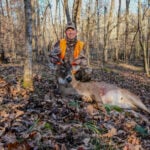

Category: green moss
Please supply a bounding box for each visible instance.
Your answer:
[22,80,33,89]
[103,67,111,73]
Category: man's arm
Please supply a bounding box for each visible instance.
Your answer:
[49,41,61,64]
[73,44,92,82]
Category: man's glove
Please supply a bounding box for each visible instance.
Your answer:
[49,62,56,70]
[74,69,91,82]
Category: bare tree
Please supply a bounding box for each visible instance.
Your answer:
[6,0,16,59]
[72,0,82,28]
[86,0,92,66]
[103,0,115,62]
[31,0,37,61]
[64,0,71,23]
[54,0,59,25]
[47,1,59,41]
[148,0,150,69]
[0,0,4,15]
[0,6,4,64]
[125,0,130,62]
[115,0,121,61]
[23,0,33,90]
[36,0,42,56]
[138,0,149,76]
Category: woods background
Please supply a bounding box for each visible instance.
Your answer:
[0,1,150,149]
[0,0,150,77]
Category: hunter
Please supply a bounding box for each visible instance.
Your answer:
[49,22,92,82]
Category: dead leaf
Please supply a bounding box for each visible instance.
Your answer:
[83,138,90,146]
[127,134,140,145]
[0,142,4,150]
[0,110,9,118]
[7,141,31,150]
[101,127,117,138]
[86,104,98,115]
[0,126,6,136]
[77,146,85,150]
[61,144,67,150]
[2,132,17,144]
[124,121,137,129]
[54,143,60,150]
[123,143,142,150]
[15,109,24,118]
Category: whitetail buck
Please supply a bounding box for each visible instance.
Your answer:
[56,62,150,114]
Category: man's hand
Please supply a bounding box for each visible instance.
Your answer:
[49,62,57,70]
[73,56,87,65]
[49,45,61,64]
[50,55,60,64]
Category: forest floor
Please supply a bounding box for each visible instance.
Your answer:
[0,61,149,150]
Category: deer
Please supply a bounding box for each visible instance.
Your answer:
[56,62,150,114]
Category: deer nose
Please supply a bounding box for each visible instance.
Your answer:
[66,76,72,83]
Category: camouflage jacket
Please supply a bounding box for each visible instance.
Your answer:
[49,39,92,82]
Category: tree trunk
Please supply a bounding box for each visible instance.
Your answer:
[138,0,150,77]
[147,0,150,69]
[104,0,115,62]
[125,0,130,62]
[23,0,33,90]
[0,0,4,51]
[72,0,82,28]
[31,0,37,61]
[115,0,121,61]
[36,0,41,58]
[0,0,4,15]
[64,0,71,23]
[6,0,16,60]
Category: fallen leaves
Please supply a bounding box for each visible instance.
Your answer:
[101,127,117,138]
[124,121,137,129]
[7,141,31,150]
[123,143,142,150]
[0,64,149,149]
[123,134,142,150]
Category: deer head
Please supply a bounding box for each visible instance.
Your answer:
[56,61,72,85]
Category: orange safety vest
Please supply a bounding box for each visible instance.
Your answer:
[59,39,84,61]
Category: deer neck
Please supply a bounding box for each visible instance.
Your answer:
[70,74,80,88]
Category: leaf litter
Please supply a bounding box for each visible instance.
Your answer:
[0,63,149,150]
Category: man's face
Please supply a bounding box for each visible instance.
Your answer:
[65,28,77,40]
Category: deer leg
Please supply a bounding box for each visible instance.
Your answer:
[81,95,93,102]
